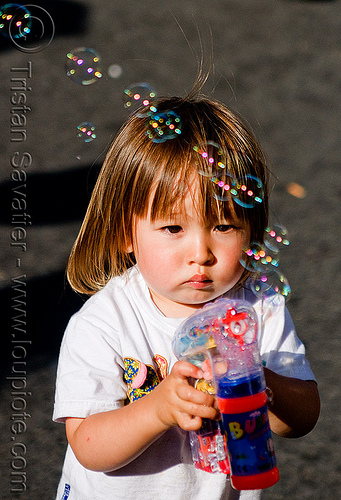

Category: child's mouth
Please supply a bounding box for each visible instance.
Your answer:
[185,274,213,289]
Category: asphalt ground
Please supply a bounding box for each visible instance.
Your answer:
[0,0,341,498]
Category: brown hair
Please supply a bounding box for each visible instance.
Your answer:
[67,95,269,294]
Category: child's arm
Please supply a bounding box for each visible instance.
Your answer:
[65,360,219,473]
[264,367,320,438]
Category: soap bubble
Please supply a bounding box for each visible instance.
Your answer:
[250,271,291,301]
[123,83,157,113]
[231,175,264,208]
[66,47,102,85]
[77,122,97,142]
[264,224,289,252]
[210,173,235,202]
[146,109,182,143]
[0,3,31,39]
[194,141,226,178]
[194,142,232,202]
[240,242,279,273]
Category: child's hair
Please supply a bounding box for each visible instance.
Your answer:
[67,94,269,295]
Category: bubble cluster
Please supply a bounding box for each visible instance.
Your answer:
[240,242,279,273]
[240,224,291,300]
[122,84,182,143]
[194,142,264,208]
[66,47,102,85]
[77,122,97,142]
[0,3,31,39]
[146,109,182,143]
[214,174,264,207]
[123,83,157,113]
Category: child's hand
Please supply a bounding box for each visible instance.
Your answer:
[151,360,219,432]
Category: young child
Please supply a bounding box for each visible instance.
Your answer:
[53,94,320,500]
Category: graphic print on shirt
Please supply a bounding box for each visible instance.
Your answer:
[60,483,70,499]
[123,355,168,402]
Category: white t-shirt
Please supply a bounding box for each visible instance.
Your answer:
[53,266,316,500]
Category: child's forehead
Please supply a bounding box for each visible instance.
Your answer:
[151,193,200,220]
[145,177,194,215]
[148,170,199,205]
[146,174,241,224]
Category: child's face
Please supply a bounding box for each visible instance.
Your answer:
[129,186,250,318]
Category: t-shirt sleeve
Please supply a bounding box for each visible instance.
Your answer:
[53,315,127,423]
[256,295,316,382]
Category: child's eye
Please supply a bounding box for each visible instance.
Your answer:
[215,224,234,233]
[162,225,183,234]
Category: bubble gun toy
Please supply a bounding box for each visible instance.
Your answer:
[172,298,279,490]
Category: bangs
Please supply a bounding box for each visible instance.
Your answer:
[143,145,245,226]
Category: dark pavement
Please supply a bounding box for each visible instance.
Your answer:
[1,0,341,498]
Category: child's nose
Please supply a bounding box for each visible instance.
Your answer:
[188,234,215,266]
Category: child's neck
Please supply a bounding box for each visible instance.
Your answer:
[149,288,208,319]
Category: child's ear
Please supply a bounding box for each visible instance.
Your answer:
[124,236,134,254]
[124,222,135,254]
[125,243,133,253]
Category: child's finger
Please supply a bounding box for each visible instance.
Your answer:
[178,384,215,407]
[171,360,204,381]
[177,402,218,430]
[177,413,203,432]
[186,401,219,420]
[201,358,213,381]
